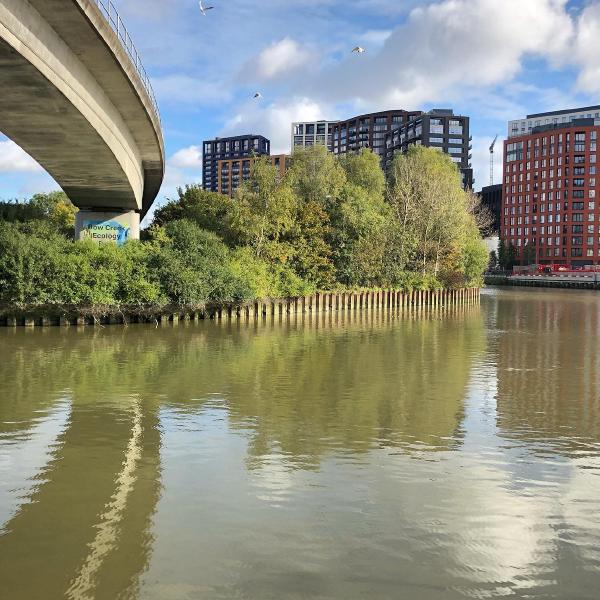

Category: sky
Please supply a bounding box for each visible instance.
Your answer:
[1,0,600,222]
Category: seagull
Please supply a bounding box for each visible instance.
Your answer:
[352,46,366,54]
[199,1,214,15]
[253,92,262,99]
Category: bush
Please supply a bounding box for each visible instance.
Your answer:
[0,223,162,306]
[230,247,314,299]
[147,220,251,305]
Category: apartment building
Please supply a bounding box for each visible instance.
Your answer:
[508,105,600,139]
[216,154,290,197]
[202,135,270,192]
[502,115,600,266]
[291,121,337,153]
[383,109,473,189]
[330,110,422,159]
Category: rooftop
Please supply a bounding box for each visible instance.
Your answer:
[525,105,600,119]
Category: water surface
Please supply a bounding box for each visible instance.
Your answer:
[1,288,599,599]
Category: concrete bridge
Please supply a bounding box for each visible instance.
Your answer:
[0,0,165,239]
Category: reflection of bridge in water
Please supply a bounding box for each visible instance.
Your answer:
[0,395,161,599]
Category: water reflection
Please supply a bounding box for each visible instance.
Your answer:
[489,288,600,456]
[0,297,599,599]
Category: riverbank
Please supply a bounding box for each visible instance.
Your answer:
[485,273,600,289]
[0,288,480,327]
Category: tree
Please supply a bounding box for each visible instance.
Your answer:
[337,150,385,198]
[151,186,236,244]
[498,238,507,270]
[229,158,297,261]
[329,150,391,286]
[522,243,536,266]
[498,238,518,271]
[30,191,78,234]
[284,147,347,288]
[287,145,346,207]
[386,146,487,285]
[0,191,77,235]
[149,219,249,305]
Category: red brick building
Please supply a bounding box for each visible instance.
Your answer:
[503,118,600,266]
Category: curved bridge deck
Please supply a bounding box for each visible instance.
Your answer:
[0,0,164,216]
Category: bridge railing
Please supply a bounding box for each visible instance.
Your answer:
[91,0,160,121]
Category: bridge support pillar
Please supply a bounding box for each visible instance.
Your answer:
[75,210,140,245]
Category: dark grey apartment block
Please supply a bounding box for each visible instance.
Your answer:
[384,109,473,189]
[331,110,423,159]
[202,135,270,192]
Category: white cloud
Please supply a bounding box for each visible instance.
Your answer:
[168,145,203,169]
[311,0,574,108]
[244,38,316,82]
[358,29,393,47]
[0,139,44,173]
[572,3,600,94]
[220,97,332,154]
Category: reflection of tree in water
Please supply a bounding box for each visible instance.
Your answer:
[219,312,485,468]
[491,290,600,456]
[0,310,483,598]
[1,308,484,463]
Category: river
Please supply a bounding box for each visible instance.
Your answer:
[0,287,599,599]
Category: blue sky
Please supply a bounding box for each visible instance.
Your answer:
[1,0,599,220]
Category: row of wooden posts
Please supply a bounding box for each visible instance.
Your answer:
[0,288,481,327]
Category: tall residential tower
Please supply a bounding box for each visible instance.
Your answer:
[202,134,270,192]
[330,110,422,159]
[383,109,473,190]
[502,107,600,266]
[291,121,338,153]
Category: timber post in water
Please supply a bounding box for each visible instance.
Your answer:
[0,288,481,328]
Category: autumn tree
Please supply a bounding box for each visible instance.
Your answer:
[387,147,487,286]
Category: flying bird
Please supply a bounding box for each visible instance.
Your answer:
[352,46,365,54]
[254,92,263,99]
[199,1,214,15]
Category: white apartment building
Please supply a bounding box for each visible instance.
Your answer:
[508,105,600,138]
[291,120,338,153]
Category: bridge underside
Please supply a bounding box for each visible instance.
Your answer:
[0,38,137,210]
[0,0,165,221]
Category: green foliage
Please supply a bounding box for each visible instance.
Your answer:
[457,226,489,286]
[0,191,77,236]
[387,147,487,285]
[498,238,518,270]
[329,172,391,287]
[287,145,346,206]
[0,222,161,307]
[148,220,250,305]
[230,247,314,299]
[230,158,297,260]
[522,243,536,266]
[0,146,488,310]
[337,150,386,198]
[152,185,236,244]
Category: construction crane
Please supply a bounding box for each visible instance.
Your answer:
[489,135,498,186]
